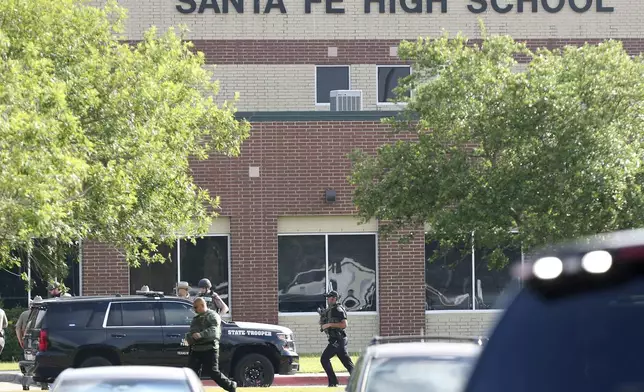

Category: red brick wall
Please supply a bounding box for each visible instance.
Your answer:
[82,240,129,296]
[81,119,426,335]
[124,38,644,64]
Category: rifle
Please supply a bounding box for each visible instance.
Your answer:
[317,306,330,335]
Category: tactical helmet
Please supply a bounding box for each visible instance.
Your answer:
[197,278,212,289]
[46,281,60,291]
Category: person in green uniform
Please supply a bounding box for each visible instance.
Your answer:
[16,296,42,348]
[186,297,237,392]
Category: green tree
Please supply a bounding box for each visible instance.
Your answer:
[349,28,644,267]
[0,0,250,277]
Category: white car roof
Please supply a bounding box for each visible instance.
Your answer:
[368,342,482,358]
[57,366,191,380]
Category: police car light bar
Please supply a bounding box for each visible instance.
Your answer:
[513,249,615,281]
[135,290,165,297]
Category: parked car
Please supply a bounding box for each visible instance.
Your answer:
[19,291,298,389]
[463,228,644,392]
[50,366,203,392]
[345,335,483,392]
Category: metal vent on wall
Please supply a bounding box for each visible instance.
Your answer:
[330,90,363,111]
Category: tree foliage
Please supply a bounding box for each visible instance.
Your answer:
[349,26,644,267]
[0,0,250,281]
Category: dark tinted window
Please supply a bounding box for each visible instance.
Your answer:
[46,302,97,329]
[162,302,195,326]
[425,241,473,310]
[278,235,326,312]
[179,236,229,306]
[465,276,644,392]
[316,66,349,104]
[129,243,177,295]
[377,66,410,103]
[328,235,377,312]
[107,302,157,327]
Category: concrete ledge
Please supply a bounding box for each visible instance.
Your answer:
[235,110,414,122]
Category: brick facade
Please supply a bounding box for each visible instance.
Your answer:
[78,0,644,352]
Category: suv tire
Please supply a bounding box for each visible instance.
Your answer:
[233,353,275,387]
[80,356,113,367]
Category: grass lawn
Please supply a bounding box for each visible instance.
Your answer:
[0,354,361,374]
[298,354,360,373]
[0,362,18,371]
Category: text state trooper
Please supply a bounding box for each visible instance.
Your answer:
[319,290,354,387]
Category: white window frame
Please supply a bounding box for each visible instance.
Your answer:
[277,232,379,316]
[128,234,233,313]
[314,65,351,106]
[376,64,412,105]
[424,232,523,314]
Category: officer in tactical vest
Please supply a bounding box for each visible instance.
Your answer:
[319,290,354,387]
[186,297,237,392]
[197,278,229,315]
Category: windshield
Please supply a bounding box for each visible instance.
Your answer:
[465,275,644,392]
[54,379,192,392]
[364,356,474,392]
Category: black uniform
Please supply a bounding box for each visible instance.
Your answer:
[320,294,354,387]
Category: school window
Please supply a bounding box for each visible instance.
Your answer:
[424,234,522,311]
[377,65,411,104]
[277,234,377,313]
[129,235,230,307]
[315,65,350,104]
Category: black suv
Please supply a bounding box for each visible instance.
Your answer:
[464,228,644,392]
[19,292,298,389]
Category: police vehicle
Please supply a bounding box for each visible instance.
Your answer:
[464,228,644,392]
[19,291,298,390]
[345,335,483,392]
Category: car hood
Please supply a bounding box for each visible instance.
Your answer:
[233,321,293,335]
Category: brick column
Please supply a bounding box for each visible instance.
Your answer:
[378,229,426,336]
[81,241,129,296]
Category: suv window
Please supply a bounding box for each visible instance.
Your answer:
[465,275,644,392]
[46,302,99,329]
[162,302,194,326]
[106,302,158,327]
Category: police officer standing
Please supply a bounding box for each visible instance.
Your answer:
[47,282,63,298]
[197,278,229,315]
[186,297,237,392]
[177,281,193,301]
[16,296,42,348]
[320,291,354,387]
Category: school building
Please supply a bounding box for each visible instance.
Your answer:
[25,0,642,353]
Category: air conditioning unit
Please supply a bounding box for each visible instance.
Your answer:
[330,90,362,111]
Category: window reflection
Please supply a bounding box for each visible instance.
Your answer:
[278,235,326,313]
[328,235,377,312]
[425,241,473,310]
[179,236,229,305]
[278,234,377,313]
[474,245,520,310]
[129,243,177,295]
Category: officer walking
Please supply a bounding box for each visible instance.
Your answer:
[319,290,354,387]
[197,278,229,315]
[177,281,193,301]
[186,297,237,392]
[16,296,42,349]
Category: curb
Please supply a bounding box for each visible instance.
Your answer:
[203,373,350,387]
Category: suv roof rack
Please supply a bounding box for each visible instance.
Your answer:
[369,335,488,346]
[135,290,165,297]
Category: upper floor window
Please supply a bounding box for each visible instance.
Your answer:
[316,65,350,105]
[377,65,411,104]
